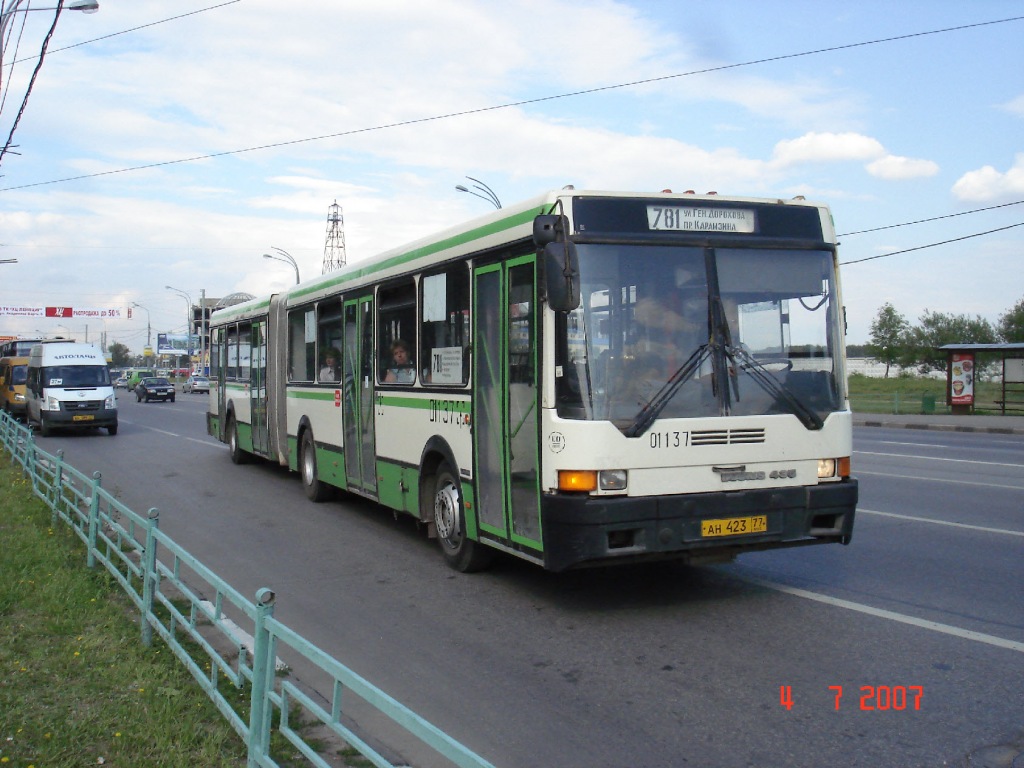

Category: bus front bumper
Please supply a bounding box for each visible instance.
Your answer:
[541,479,858,572]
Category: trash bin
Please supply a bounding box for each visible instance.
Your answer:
[921,394,936,414]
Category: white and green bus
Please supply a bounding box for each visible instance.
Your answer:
[208,189,857,572]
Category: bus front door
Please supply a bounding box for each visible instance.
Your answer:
[473,257,542,554]
[342,296,377,495]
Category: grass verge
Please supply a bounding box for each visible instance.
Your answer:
[0,460,248,768]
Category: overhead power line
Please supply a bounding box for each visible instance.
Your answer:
[2,15,1022,192]
[838,200,1024,237]
[1,0,242,69]
[840,222,1024,266]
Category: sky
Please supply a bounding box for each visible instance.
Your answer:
[0,0,1021,351]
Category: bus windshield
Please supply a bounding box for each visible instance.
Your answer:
[555,243,844,431]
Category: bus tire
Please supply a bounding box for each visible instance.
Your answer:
[300,429,332,502]
[228,417,249,465]
[107,423,118,436]
[432,462,493,572]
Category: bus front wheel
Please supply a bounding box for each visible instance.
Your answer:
[300,429,332,502]
[432,462,493,572]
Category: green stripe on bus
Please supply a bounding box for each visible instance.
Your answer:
[287,390,338,402]
[377,395,471,412]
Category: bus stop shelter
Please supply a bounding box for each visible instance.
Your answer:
[939,343,1024,415]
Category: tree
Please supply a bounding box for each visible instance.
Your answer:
[866,302,909,377]
[903,310,997,373]
[997,297,1024,343]
[108,342,132,368]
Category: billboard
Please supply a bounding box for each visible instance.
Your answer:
[157,333,195,357]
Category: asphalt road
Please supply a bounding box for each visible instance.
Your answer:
[33,394,1024,768]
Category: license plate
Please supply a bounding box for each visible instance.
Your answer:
[72,414,95,422]
[701,515,767,538]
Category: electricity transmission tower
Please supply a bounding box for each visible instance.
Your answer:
[322,200,347,273]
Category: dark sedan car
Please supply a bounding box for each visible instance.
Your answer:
[136,377,176,403]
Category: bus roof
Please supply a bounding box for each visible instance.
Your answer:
[210,189,831,325]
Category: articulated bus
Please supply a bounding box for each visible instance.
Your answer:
[208,189,857,572]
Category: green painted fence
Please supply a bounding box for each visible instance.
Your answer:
[0,411,493,768]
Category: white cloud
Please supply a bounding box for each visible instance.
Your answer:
[866,155,939,180]
[951,153,1024,202]
[1000,94,1024,118]
[770,132,884,167]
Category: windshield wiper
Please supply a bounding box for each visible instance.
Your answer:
[725,345,824,430]
[623,344,709,438]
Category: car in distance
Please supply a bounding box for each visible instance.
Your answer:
[114,376,128,389]
[136,377,176,403]
[183,375,210,394]
[125,369,156,391]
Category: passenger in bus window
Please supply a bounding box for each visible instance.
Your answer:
[385,339,415,383]
[319,349,341,382]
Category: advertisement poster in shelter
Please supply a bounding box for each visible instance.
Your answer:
[950,352,974,405]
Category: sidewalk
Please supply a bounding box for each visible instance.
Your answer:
[853,411,1024,435]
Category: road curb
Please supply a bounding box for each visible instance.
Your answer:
[854,419,1024,436]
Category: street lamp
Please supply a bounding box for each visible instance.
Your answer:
[131,302,151,362]
[1,1,99,164]
[1,0,98,35]
[165,285,194,375]
[262,247,300,284]
[455,176,501,209]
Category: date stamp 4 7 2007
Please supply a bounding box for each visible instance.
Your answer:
[779,685,923,711]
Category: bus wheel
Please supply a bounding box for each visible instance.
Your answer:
[300,429,332,502]
[432,462,493,572]
[228,418,249,465]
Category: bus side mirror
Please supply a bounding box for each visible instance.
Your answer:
[544,241,580,312]
[533,214,565,247]
[535,214,580,312]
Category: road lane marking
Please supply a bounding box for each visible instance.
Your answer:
[856,450,1024,469]
[877,440,951,448]
[857,507,1024,537]
[753,579,1024,654]
[854,469,1024,492]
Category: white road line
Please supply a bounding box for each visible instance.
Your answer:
[854,468,1024,492]
[856,450,1024,469]
[753,579,1024,654]
[878,440,948,448]
[858,507,1024,537]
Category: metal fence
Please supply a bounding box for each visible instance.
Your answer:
[0,411,493,768]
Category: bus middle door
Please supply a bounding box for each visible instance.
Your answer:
[342,295,377,495]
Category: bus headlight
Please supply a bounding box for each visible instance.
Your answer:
[104,394,116,409]
[45,396,60,411]
[817,457,851,479]
[599,469,628,491]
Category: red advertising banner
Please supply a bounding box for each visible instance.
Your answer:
[950,352,974,405]
[0,306,126,318]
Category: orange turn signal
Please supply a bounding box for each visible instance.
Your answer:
[558,470,597,492]
[838,456,851,478]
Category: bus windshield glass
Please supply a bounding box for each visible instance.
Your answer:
[555,243,843,430]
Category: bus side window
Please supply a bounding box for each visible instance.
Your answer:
[420,265,469,386]
[288,307,316,382]
[378,278,417,385]
[226,325,239,379]
[238,325,252,381]
[316,299,343,383]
